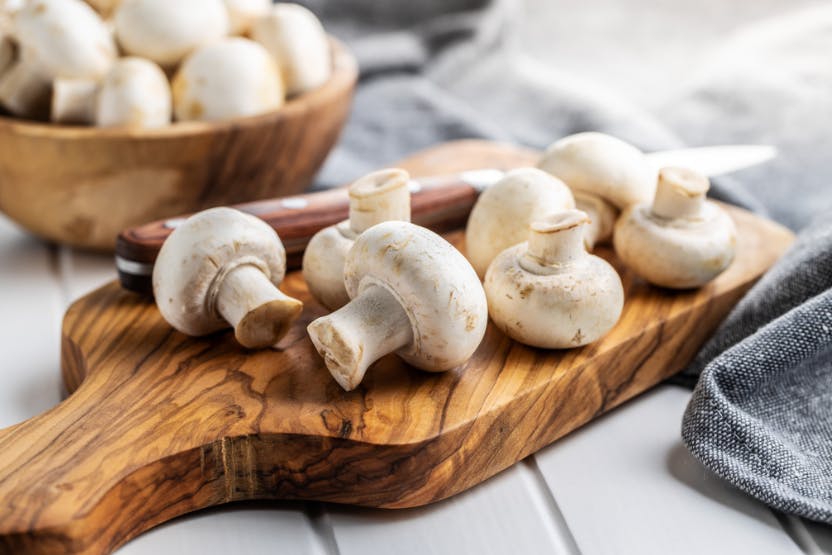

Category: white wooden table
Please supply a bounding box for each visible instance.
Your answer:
[1,213,829,555]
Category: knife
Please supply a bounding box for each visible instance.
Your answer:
[115,144,776,293]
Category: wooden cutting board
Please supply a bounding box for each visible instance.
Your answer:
[0,141,794,555]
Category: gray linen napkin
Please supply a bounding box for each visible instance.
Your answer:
[303,0,832,522]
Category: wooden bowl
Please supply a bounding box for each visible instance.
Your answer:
[0,39,357,251]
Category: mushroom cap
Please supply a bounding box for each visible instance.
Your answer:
[301,222,354,311]
[613,201,736,289]
[484,225,624,349]
[15,0,115,79]
[152,207,287,337]
[344,221,487,372]
[465,167,575,278]
[251,2,331,96]
[537,132,657,210]
[114,0,229,67]
[96,57,171,128]
[172,37,284,122]
[224,0,271,35]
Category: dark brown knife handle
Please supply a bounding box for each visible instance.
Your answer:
[116,174,481,294]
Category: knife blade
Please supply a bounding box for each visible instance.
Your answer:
[116,144,776,293]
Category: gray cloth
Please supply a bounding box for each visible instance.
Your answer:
[305,0,832,522]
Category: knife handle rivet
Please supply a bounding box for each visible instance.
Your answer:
[164,218,187,230]
[281,198,308,209]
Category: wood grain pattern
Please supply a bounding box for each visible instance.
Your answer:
[0,39,357,252]
[0,142,793,554]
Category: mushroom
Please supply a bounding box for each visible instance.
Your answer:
[613,167,736,289]
[465,167,575,278]
[224,0,271,35]
[0,0,115,118]
[153,207,303,349]
[537,132,657,248]
[84,0,120,17]
[302,168,411,311]
[114,0,229,68]
[484,210,624,348]
[96,57,171,127]
[251,3,331,97]
[51,78,98,124]
[307,221,488,391]
[172,37,284,122]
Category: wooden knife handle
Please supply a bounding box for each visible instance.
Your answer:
[115,174,483,294]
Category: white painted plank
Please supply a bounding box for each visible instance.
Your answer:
[797,519,832,554]
[534,385,800,555]
[327,461,577,555]
[116,502,332,555]
[57,247,117,305]
[0,216,65,426]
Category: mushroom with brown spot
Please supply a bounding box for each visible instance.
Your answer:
[302,168,411,310]
[484,209,624,348]
[537,132,657,248]
[465,167,575,279]
[152,207,303,349]
[251,3,331,97]
[172,37,284,122]
[307,221,488,391]
[613,167,736,289]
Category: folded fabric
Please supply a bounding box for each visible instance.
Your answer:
[303,0,832,522]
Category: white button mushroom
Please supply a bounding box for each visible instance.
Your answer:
[224,0,271,35]
[484,210,624,349]
[251,3,331,97]
[307,221,488,391]
[0,0,115,118]
[465,167,575,279]
[537,132,657,249]
[172,37,284,122]
[153,207,303,349]
[114,0,229,68]
[302,168,411,311]
[95,57,171,128]
[51,78,98,124]
[613,167,736,289]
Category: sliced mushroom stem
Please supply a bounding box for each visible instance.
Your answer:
[307,283,413,391]
[348,168,411,234]
[651,167,708,220]
[0,61,51,118]
[51,78,99,124]
[573,191,617,249]
[523,210,590,269]
[215,264,303,349]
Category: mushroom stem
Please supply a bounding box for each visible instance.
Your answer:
[523,210,590,269]
[573,192,617,249]
[307,283,414,391]
[214,264,303,349]
[651,167,708,220]
[0,61,51,118]
[348,168,411,234]
[51,78,99,124]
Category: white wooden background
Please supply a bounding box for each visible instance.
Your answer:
[0,213,829,554]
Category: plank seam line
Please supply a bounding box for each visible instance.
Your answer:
[523,457,582,555]
[306,503,342,555]
[775,512,824,554]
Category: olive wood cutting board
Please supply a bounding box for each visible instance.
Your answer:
[0,141,794,554]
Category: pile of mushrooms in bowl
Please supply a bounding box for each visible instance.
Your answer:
[0,0,357,250]
[151,132,737,392]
